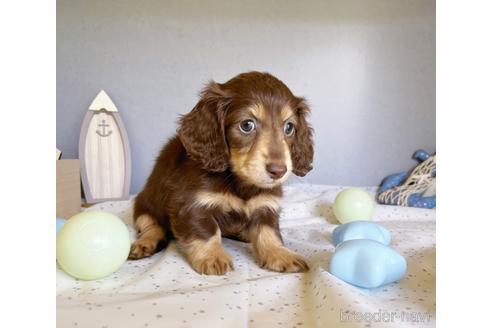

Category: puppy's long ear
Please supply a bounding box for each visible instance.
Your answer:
[178,81,231,172]
[291,98,314,176]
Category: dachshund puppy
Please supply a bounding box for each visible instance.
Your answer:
[129,71,314,275]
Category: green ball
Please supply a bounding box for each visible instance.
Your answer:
[56,210,130,280]
[333,188,374,224]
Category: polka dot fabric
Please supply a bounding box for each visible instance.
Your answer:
[57,184,435,327]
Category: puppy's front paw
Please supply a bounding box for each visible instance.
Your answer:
[128,238,158,260]
[191,251,234,275]
[257,247,309,273]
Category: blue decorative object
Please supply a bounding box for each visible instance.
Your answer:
[329,239,407,289]
[412,149,430,162]
[57,217,67,235]
[332,221,391,247]
[377,150,436,209]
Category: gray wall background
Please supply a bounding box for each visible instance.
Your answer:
[57,0,435,194]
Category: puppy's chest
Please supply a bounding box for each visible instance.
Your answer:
[193,191,280,218]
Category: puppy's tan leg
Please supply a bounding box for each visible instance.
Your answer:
[129,214,165,259]
[180,229,233,275]
[251,225,309,273]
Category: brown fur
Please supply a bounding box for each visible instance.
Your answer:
[130,71,314,275]
[128,214,165,259]
[251,225,309,272]
[181,229,233,275]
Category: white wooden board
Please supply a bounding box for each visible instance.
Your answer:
[79,90,131,203]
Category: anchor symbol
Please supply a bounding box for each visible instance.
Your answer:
[96,119,113,137]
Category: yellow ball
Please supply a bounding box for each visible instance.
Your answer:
[56,211,130,280]
[333,188,374,224]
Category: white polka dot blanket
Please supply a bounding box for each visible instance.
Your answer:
[57,184,435,328]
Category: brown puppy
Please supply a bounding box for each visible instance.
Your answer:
[129,71,314,275]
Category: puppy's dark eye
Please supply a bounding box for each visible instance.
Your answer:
[284,122,295,136]
[239,119,256,134]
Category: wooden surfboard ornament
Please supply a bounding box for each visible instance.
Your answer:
[79,90,131,203]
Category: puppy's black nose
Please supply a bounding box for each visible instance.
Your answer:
[266,163,287,179]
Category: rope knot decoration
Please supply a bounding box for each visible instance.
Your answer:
[377,152,436,208]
